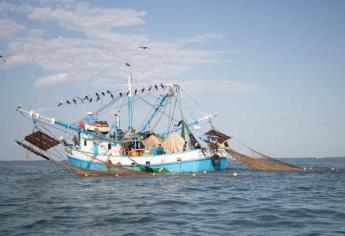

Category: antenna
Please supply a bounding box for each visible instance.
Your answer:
[127,74,134,130]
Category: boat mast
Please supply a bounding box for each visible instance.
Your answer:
[127,75,133,130]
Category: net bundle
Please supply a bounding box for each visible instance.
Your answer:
[225,147,303,171]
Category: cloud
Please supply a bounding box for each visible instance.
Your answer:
[0,19,26,39]
[1,1,224,88]
[0,2,17,14]
[26,2,146,32]
[35,73,70,87]
[179,33,224,44]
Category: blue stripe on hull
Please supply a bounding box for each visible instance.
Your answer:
[67,155,227,173]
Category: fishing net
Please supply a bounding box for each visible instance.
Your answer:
[225,146,303,171]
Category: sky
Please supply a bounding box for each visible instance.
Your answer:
[0,0,345,160]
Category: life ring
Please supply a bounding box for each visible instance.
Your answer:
[211,154,221,168]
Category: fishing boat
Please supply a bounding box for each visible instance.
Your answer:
[16,69,304,175]
[16,75,233,175]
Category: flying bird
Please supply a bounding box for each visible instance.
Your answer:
[125,63,131,67]
[66,100,71,105]
[138,46,149,50]
[57,101,63,107]
[0,55,5,63]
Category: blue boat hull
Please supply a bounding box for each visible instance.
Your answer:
[67,155,227,174]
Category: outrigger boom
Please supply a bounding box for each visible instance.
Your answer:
[16,105,216,143]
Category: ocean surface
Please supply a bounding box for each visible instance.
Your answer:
[1,158,345,236]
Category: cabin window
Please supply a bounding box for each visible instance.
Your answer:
[84,139,87,146]
[108,143,112,150]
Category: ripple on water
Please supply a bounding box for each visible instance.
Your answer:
[1,159,345,235]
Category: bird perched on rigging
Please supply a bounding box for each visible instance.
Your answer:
[175,120,183,127]
[0,55,5,63]
[89,98,93,103]
[148,85,152,91]
[72,98,77,105]
[101,91,105,96]
[119,92,123,97]
[138,46,149,50]
[135,89,138,95]
[107,90,111,94]
[141,87,145,93]
[125,63,131,67]
[77,96,86,103]
[57,101,63,107]
[66,100,71,105]
[154,84,158,90]
[160,83,165,89]
[110,93,114,100]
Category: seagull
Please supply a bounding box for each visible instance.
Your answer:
[0,55,5,63]
[57,101,63,107]
[66,100,71,105]
[101,91,105,96]
[154,84,158,90]
[125,63,131,67]
[138,46,149,50]
[72,98,77,105]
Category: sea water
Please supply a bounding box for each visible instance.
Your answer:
[1,158,345,236]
